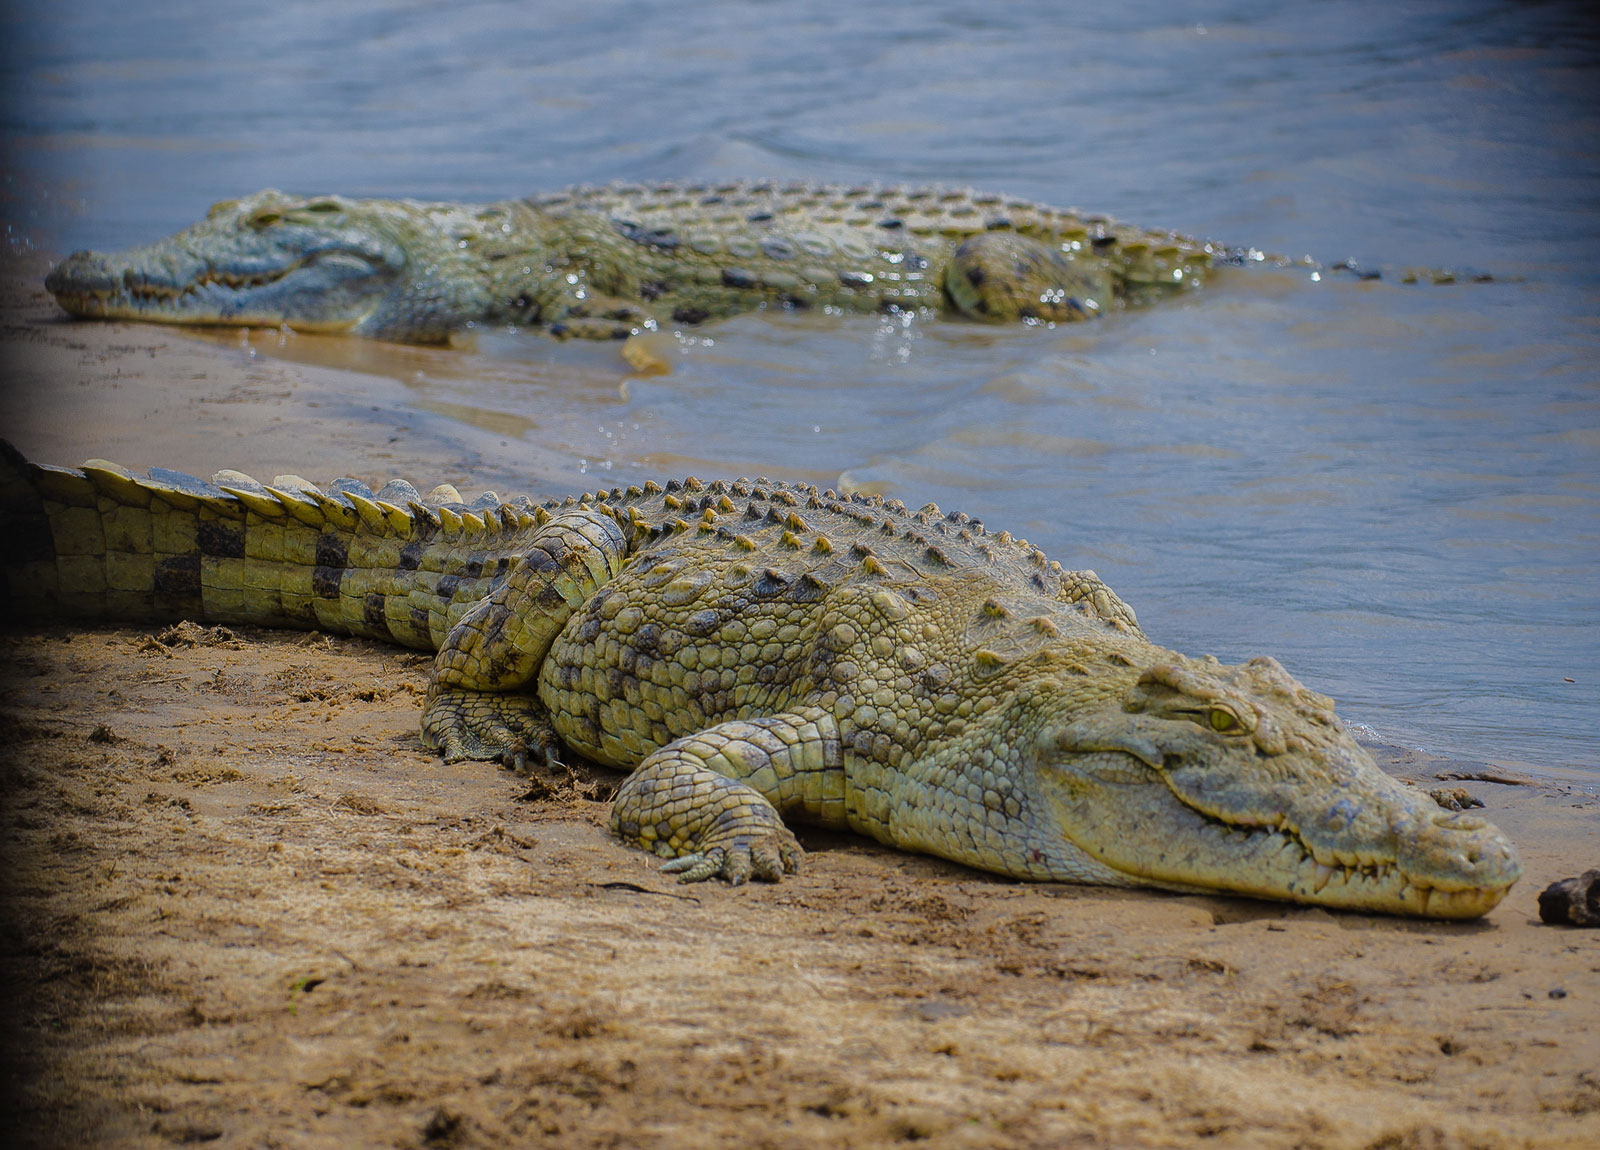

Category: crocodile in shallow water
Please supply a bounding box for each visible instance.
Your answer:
[45,182,1285,344]
[0,443,1521,917]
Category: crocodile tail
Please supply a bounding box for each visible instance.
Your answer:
[0,441,547,651]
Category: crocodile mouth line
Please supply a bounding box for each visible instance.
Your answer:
[52,259,328,312]
[1183,803,1403,889]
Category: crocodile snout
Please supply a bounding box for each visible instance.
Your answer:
[1397,805,1522,893]
[46,251,117,296]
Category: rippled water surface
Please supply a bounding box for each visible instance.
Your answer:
[3,1,1597,775]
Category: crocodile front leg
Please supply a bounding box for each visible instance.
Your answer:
[544,292,664,341]
[421,508,630,772]
[610,706,843,885]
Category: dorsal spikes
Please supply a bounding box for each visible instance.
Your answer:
[327,476,375,501]
[707,479,728,494]
[683,476,704,491]
[662,493,683,510]
[982,598,1009,618]
[744,502,765,521]
[879,520,897,537]
[665,478,682,492]
[812,535,834,555]
[850,541,875,558]
[919,501,941,517]
[627,484,644,498]
[924,545,951,567]
[783,511,810,533]
[215,479,284,519]
[716,495,736,513]
[345,491,392,532]
[375,479,422,506]
[643,479,663,495]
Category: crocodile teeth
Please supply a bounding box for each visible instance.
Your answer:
[1313,862,1337,893]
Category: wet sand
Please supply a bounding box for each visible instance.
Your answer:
[2,255,1597,1149]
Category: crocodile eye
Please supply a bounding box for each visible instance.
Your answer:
[1209,708,1240,733]
[249,209,283,229]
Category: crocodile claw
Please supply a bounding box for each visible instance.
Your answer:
[660,835,803,886]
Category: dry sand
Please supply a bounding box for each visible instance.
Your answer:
[1,253,1597,1149]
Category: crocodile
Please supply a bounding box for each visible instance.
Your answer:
[45,181,1271,345]
[0,442,1521,917]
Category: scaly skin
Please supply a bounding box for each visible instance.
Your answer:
[44,182,1245,344]
[0,442,1522,917]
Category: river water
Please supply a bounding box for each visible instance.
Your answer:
[3,1,1597,778]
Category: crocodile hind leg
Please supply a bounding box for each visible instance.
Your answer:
[943,232,1110,323]
[420,508,631,773]
[610,706,843,885]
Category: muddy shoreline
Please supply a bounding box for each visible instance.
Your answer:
[2,256,1598,1149]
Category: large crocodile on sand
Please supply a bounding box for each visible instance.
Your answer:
[1,443,1521,917]
[45,181,1358,344]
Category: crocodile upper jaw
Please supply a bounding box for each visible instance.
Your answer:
[46,247,398,332]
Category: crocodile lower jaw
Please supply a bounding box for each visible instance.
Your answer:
[1148,811,1513,918]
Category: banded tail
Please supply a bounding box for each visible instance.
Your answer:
[0,441,567,649]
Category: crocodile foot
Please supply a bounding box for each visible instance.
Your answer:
[659,831,803,885]
[420,685,560,774]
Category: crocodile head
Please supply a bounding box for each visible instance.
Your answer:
[45,191,511,343]
[1025,652,1521,918]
